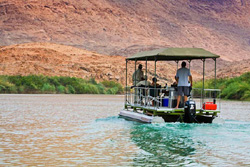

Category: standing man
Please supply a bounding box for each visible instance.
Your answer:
[175,61,192,108]
[132,64,144,103]
[132,64,144,85]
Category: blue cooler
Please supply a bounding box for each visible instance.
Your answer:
[162,98,169,107]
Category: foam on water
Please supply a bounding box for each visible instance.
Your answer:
[80,116,250,166]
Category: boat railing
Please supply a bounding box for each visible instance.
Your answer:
[191,88,221,110]
[125,86,221,110]
[126,86,166,108]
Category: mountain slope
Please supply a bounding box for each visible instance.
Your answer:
[0,0,250,61]
[0,42,187,85]
[1,42,249,86]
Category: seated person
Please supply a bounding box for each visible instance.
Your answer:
[162,83,169,96]
[150,77,160,87]
[149,77,161,90]
[149,77,161,106]
[149,77,161,97]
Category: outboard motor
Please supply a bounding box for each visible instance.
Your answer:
[184,100,196,123]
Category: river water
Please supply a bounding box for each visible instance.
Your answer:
[0,94,250,166]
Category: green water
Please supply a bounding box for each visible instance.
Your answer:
[90,117,250,166]
[0,95,250,166]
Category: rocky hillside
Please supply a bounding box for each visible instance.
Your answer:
[0,0,250,84]
[0,0,250,60]
[0,42,187,86]
[0,42,249,86]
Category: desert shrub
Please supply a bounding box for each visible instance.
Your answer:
[57,85,65,94]
[0,75,124,95]
[48,77,60,87]
[193,72,250,101]
[89,78,97,85]
[101,80,123,94]
[9,86,18,93]
[84,84,99,94]
[96,83,105,94]
[65,85,76,94]
[0,76,16,93]
[106,87,119,94]
[18,86,25,93]
[41,83,56,93]
[241,91,250,101]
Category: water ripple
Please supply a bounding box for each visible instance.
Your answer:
[1,95,250,166]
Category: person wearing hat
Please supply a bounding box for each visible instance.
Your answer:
[132,64,144,104]
[132,64,144,85]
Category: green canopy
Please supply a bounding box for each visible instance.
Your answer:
[126,48,220,61]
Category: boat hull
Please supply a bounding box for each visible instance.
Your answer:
[120,108,217,123]
[119,109,153,123]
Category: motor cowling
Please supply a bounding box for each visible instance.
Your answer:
[183,100,196,123]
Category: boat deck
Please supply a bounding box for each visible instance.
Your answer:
[126,103,220,117]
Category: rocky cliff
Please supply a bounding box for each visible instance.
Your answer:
[0,0,250,84]
[1,42,249,87]
[0,42,186,86]
[1,0,250,60]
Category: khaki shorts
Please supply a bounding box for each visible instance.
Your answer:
[177,86,189,96]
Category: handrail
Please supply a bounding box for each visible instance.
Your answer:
[203,88,221,91]
[125,87,221,110]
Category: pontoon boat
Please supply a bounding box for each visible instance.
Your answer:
[119,48,221,123]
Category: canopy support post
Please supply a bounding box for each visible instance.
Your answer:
[134,60,137,85]
[188,60,191,70]
[154,57,157,80]
[188,60,192,100]
[202,59,205,107]
[154,56,157,86]
[175,61,179,81]
[214,58,217,89]
[176,60,179,71]
[213,58,217,104]
[145,58,148,106]
[125,59,128,106]
[154,56,157,109]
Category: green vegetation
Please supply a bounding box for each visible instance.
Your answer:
[0,75,123,94]
[193,72,250,101]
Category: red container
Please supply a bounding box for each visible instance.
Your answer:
[203,102,217,110]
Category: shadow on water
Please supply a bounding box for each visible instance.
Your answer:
[86,117,250,166]
[130,123,197,166]
[94,117,198,166]
[130,120,250,166]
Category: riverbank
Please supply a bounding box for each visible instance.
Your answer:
[0,75,123,94]
[193,72,250,101]
[1,72,250,101]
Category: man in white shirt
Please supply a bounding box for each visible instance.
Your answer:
[132,64,144,85]
[175,62,192,108]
